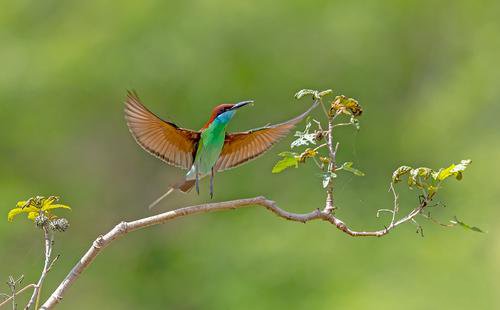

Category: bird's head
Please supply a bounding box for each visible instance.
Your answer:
[202,100,253,129]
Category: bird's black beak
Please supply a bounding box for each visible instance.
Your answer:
[230,100,254,111]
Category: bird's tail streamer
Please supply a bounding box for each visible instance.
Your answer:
[147,179,196,210]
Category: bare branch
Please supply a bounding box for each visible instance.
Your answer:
[40,194,429,309]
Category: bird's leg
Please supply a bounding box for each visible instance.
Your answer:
[195,163,200,195]
[210,167,215,199]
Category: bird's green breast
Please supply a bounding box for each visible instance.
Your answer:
[186,119,228,179]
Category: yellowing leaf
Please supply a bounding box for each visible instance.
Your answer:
[8,208,25,222]
[43,196,59,206]
[16,200,28,208]
[28,212,39,221]
[330,95,363,117]
[42,204,71,212]
[319,157,330,164]
[8,195,71,223]
[7,206,39,222]
[408,167,434,189]
[298,148,318,163]
[392,166,412,183]
[436,159,472,181]
[427,185,439,196]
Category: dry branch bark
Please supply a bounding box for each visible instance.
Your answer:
[40,195,427,309]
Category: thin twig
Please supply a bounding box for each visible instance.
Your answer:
[313,143,328,152]
[0,283,36,308]
[319,98,330,118]
[4,276,26,310]
[389,183,399,226]
[311,156,323,169]
[0,285,36,309]
[323,113,338,214]
[46,255,60,273]
[25,228,53,310]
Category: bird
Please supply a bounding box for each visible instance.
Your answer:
[124,91,318,207]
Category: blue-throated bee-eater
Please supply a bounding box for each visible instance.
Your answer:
[124,91,317,205]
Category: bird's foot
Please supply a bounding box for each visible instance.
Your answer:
[210,167,214,199]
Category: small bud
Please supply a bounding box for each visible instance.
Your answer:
[34,214,49,228]
[314,131,324,142]
[50,218,70,232]
[319,157,330,164]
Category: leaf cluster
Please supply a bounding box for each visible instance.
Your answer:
[7,196,71,232]
[329,95,363,117]
[392,159,472,196]
[273,89,365,189]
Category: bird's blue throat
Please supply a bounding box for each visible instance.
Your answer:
[214,110,236,125]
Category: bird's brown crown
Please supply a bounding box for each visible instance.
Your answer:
[201,104,235,129]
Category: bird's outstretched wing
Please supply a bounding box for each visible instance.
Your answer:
[215,100,319,171]
[124,91,200,170]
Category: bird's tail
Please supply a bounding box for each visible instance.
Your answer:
[175,179,197,193]
[147,179,196,210]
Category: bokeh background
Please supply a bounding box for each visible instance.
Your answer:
[1,0,499,309]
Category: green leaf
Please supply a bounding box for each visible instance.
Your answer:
[294,89,316,99]
[294,89,332,100]
[272,152,299,173]
[450,216,484,233]
[340,162,365,176]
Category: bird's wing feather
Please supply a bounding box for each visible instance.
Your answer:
[215,100,319,171]
[124,91,200,170]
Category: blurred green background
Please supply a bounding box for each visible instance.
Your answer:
[1,0,499,309]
